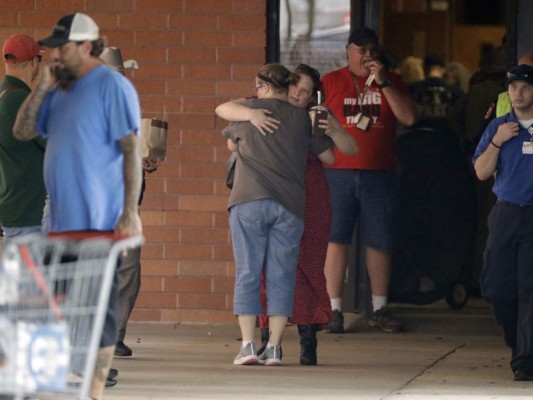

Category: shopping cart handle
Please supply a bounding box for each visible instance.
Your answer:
[47,231,139,242]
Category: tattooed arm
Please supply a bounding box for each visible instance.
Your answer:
[114,133,143,236]
[13,61,57,141]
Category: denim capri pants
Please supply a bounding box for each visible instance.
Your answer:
[230,199,304,317]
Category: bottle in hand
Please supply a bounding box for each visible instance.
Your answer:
[309,91,328,135]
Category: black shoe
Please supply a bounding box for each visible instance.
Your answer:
[514,368,533,381]
[327,310,345,333]
[298,324,318,365]
[114,341,132,357]
[106,378,117,388]
[68,371,118,388]
[256,328,270,356]
[108,368,118,380]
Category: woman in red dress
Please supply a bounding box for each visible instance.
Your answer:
[257,65,357,364]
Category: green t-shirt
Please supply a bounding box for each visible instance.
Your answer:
[0,76,46,227]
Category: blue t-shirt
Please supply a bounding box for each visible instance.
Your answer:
[472,111,533,206]
[37,65,141,231]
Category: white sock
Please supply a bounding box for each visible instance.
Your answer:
[266,342,274,349]
[330,298,342,311]
[242,340,252,348]
[372,295,387,312]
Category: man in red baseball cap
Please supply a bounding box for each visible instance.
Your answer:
[0,34,46,245]
[2,34,42,64]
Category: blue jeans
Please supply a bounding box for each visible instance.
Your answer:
[230,199,304,317]
[2,225,42,246]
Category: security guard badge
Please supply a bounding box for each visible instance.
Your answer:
[523,141,533,154]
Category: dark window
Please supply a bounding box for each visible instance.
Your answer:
[459,0,506,25]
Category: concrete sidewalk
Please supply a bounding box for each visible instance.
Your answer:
[107,300,532,400]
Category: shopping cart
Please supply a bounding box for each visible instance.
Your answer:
[0,232,144,400]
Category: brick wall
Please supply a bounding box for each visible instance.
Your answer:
[1,0,267,324]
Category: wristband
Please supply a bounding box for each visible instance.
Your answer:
[378,78,392,89]
[490,140,501,149]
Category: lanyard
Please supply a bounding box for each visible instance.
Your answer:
[350,73,370,114]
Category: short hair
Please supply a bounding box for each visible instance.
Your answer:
[257,63,292,94]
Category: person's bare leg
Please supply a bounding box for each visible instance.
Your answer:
[268,315,288,346]
[324,242,348,333]
[324,242,348,299]
[90,346,114,400]
[233,314,259,365]
[260,314,287,365]
[238,314,256,342]
[366,247,391,298]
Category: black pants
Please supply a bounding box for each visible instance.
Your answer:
[481,201,533,371]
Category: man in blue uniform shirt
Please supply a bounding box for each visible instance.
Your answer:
[473,64,533,381]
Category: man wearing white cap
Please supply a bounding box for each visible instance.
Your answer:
[13,12,142,399]
[0,34,46,242]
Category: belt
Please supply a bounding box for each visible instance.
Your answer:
[497,200,533,208]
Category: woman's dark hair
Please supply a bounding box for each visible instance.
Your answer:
[257,63,292,93]
[291,64,321,97]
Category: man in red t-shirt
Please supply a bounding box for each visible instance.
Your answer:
[321,27,416,333]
